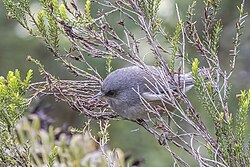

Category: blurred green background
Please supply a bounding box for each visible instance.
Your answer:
[0,0,250,166]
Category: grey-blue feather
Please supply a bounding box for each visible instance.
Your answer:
[100,66,196,120]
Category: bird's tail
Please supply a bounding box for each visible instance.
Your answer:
[174,68,211,91]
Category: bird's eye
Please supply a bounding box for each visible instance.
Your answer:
[106,90,116,97]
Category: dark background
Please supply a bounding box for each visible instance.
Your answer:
[0,0,250,166]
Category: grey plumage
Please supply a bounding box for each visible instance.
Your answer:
[99,66,195,120]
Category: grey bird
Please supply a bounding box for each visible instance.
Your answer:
[97,66,197,120]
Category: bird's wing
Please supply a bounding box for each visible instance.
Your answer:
[141,92,165,101]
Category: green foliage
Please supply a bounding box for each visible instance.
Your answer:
[211,21,222,56]
[187,1,196,18]
[0,69,32,128]
[235,91,250,161]
[186,0,225,67]
[73,0,94,27]
[16,115,125,166]
[105,56,113,74]
[192,58,217,123]
[84,0,92,23]
[139,0,161,20]
[189,1,248,165]
[139,0,161,38]
[59,4,68,21]
[0,69,32,167]
[192,59,229,163]
[2,0,30,31]
[40,0,60,52]
[202,0,222,63]
[229,2,248,70]
[192,58,250,166]
[169,21,182,74]
[37,11,47,38]
[47,146,58,167]
[3,0,94,56]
